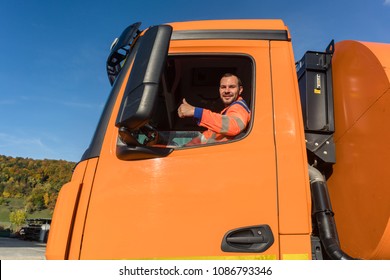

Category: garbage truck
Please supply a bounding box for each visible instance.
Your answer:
[46,19,390,260]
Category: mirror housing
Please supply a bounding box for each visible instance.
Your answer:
[115,25,172,131]
[106,22,142,85]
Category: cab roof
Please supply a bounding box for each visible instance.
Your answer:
[167,19,291,41]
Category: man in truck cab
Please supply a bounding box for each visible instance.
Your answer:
[178,73,251,144]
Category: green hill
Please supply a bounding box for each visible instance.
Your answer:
[0,155,75,225]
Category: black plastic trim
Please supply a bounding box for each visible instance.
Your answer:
[172,30,289,41]
[80,42,141,161]
[116,140,174,160]
[310,180,355,260]
[106,22,141,85]
[115,25,172,131]
[221,225,274,253]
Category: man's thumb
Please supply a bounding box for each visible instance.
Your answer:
[183,98,188,104]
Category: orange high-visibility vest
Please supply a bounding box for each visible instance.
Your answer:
[192,97,251,144]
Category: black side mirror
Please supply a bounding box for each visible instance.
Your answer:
[115,25,172,131]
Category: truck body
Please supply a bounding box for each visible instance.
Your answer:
[46,19,390,260]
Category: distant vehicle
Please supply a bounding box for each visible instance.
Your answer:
[20,218,51,242]
[46,19,390,260]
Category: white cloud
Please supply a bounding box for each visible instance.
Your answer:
[0,132,54,159]
[0,131,81,161]
[0,133,44,149]
[385,0,390,6]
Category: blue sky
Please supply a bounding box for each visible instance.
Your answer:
[0,0,389,162]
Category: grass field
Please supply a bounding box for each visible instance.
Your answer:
[0,198,52,229]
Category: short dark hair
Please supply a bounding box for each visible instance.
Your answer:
[221,73,242,87]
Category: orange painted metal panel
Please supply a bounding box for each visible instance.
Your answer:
[45,161,87,259]
[370,219,390,259]
[67,157,99,259]
[270,40,312,235]
[328,40,390,259]
[332,41,390,143]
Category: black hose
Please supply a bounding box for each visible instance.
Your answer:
[308,166,355,260]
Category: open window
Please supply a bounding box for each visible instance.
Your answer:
[158,55,253,130]
[147,55,253,147]
[115,27,253,160]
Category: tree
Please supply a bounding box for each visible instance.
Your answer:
[2,190,11,198]
[0,155,75,214]
[44,192,50,207]
[9,209,27,229]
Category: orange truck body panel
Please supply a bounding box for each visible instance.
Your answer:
[46,19,390,260]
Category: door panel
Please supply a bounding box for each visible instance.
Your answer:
[81,40,278,259]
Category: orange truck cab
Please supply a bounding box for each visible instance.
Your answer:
[46,19,390,260]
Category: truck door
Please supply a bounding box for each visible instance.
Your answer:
[79,24,279,259]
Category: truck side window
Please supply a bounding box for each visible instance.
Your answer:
[145,55,253,148]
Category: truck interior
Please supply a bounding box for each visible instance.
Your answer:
[153,54,254,132]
